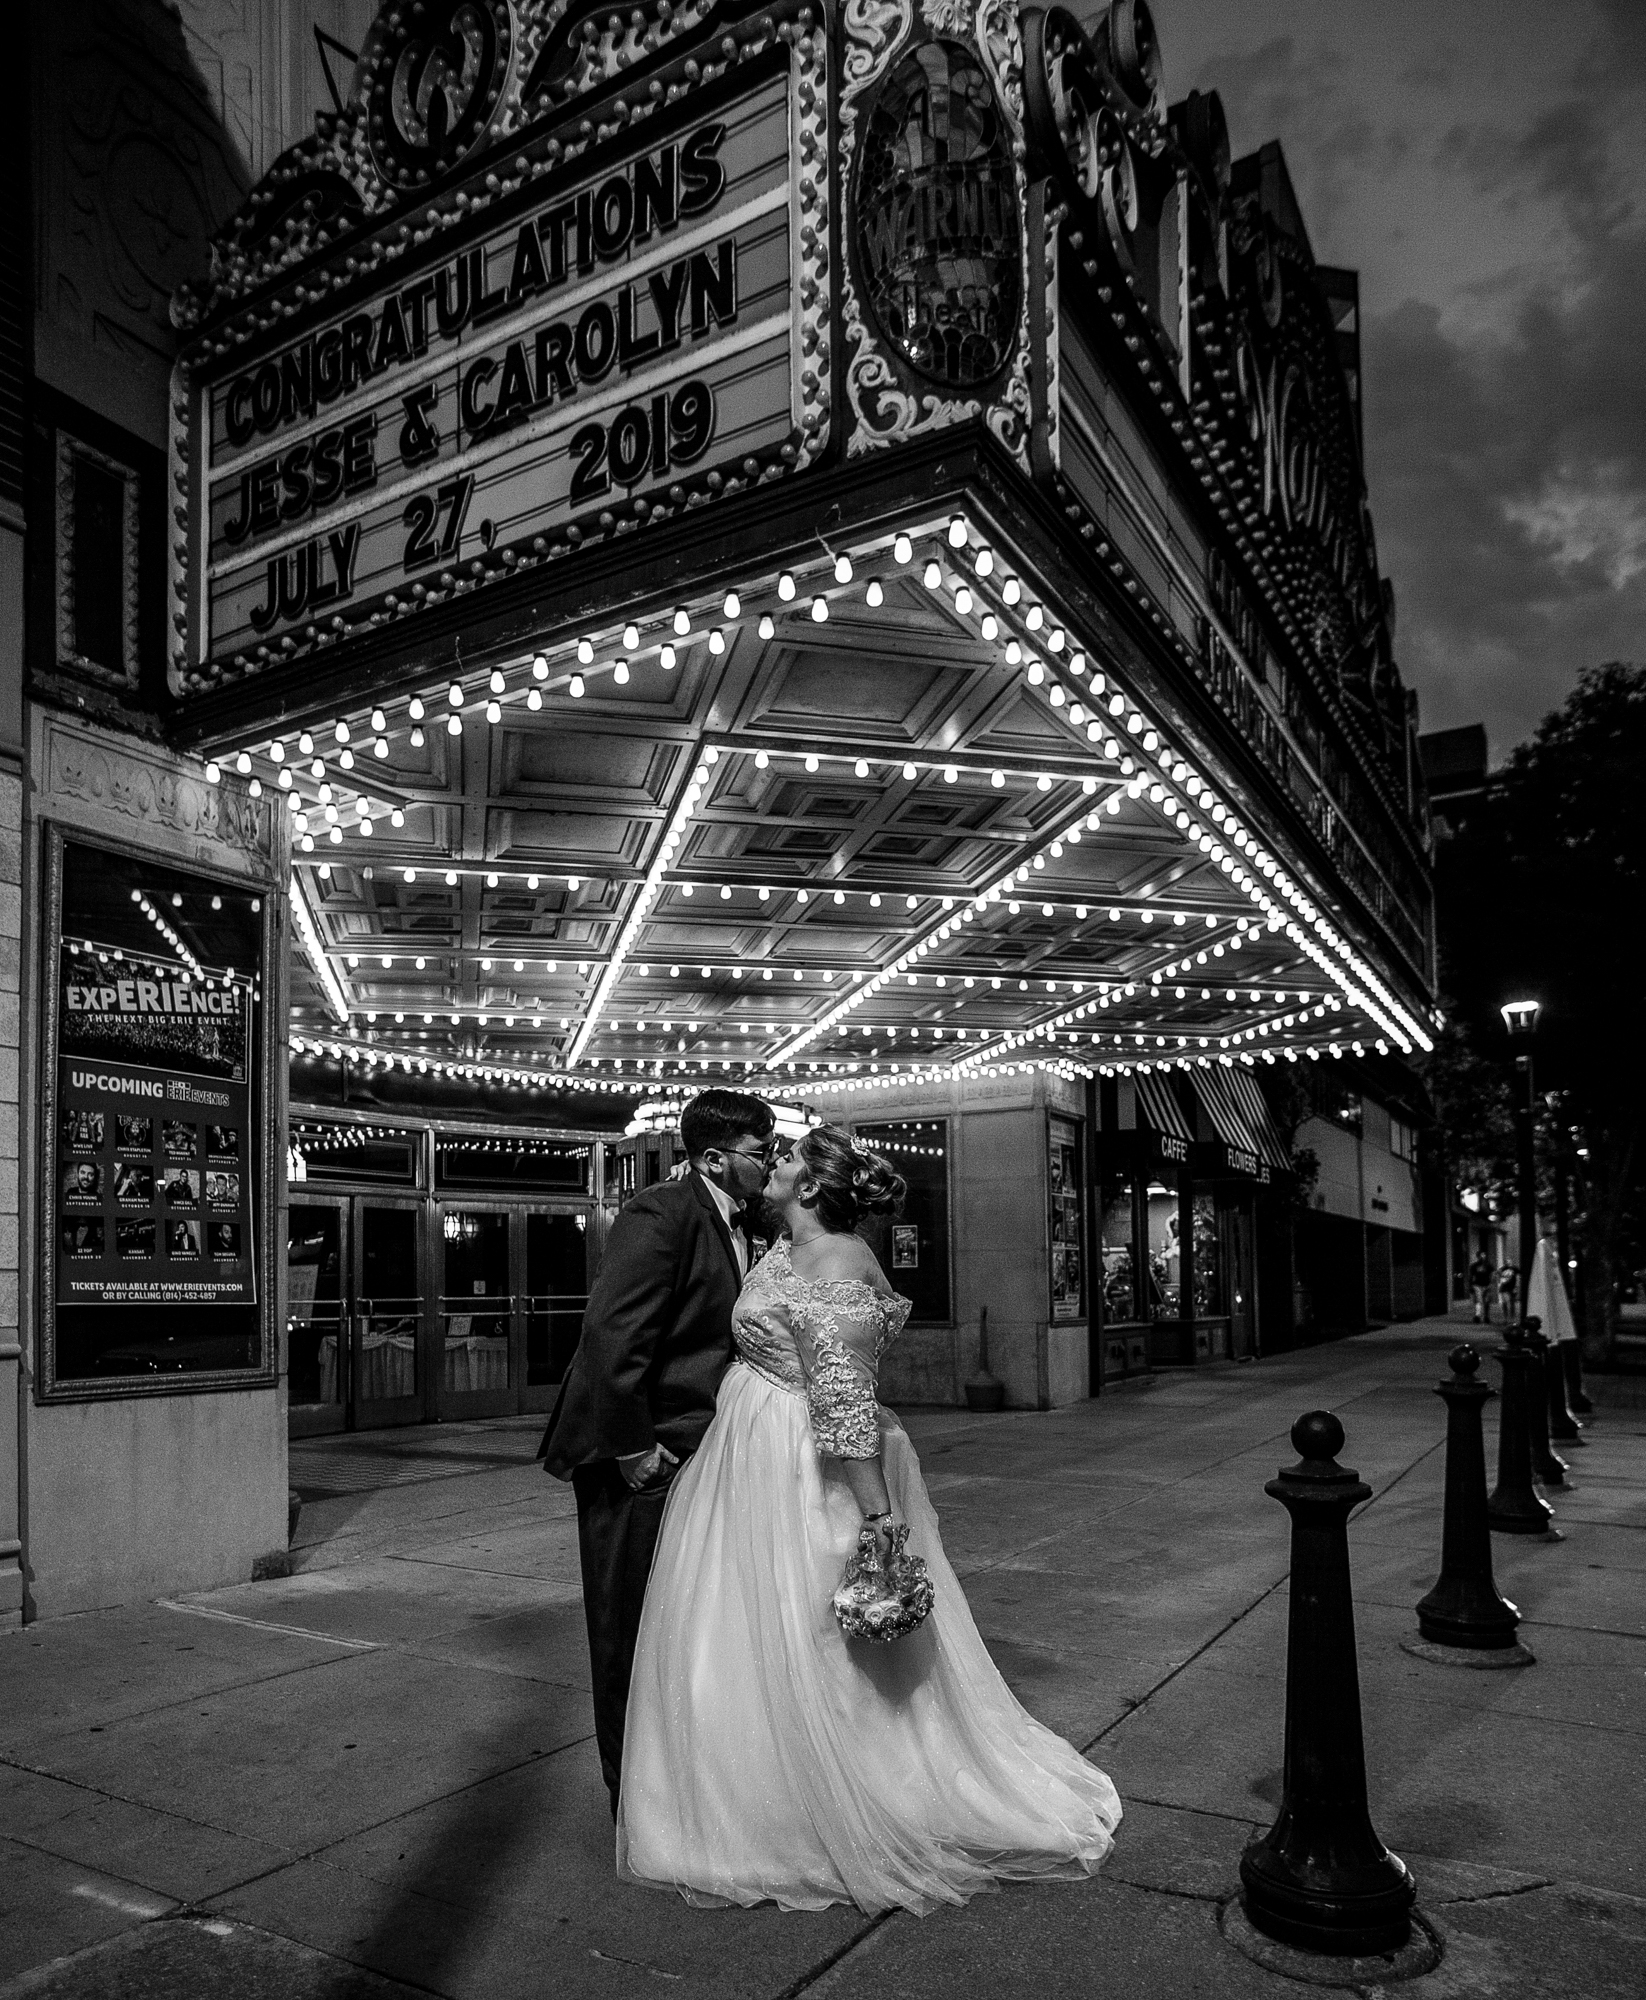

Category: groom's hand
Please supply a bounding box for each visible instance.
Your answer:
[617,1444,680,1491]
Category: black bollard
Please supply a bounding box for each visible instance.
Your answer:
[1564,1338,1593,1417]
[1545,1338,1585,1444]
[1522,1324,1569,1487]
[1415,1347,1522,1650]
[1240,1411,1416,1956]
[1487,1323,1554,1534]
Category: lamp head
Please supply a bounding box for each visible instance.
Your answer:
[1500,998,1540,1037]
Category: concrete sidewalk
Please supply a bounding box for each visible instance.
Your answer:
[2,1317,1642,1998]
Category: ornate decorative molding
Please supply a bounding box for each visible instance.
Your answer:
[840,0,1033,466]
[53,434,141,691]
[42,719,276,869]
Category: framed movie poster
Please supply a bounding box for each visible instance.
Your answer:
[1048,1114,1086,1323]
[40,830,278,1397]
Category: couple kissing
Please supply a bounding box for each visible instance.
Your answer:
[539,1088,1119,1914]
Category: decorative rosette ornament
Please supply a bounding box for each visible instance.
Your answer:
[833,1521,936,1642]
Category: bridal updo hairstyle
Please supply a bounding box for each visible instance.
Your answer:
[797,1125,906,1234]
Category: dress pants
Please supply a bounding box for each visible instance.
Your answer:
[572,1460,675,1816]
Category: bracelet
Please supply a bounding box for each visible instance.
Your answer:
[862,1509,892,1524]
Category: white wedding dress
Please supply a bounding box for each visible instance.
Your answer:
[617,1238,1121,1914]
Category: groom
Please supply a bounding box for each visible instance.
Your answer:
[539,1087,778,1816]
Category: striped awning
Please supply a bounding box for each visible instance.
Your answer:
[1134,1070,1194,1142]
[1191,1067,1260,1154]
[1223,1066,1292,1171]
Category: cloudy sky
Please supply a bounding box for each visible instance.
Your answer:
[1120,0,1646,759]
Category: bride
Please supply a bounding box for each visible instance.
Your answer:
[618,1123,1121,1914]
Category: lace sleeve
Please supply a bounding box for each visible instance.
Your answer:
[792,1291,885,1460]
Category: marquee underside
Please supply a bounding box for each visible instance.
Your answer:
[224,512,1425,1103]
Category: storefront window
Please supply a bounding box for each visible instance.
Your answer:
[854,1120,951,1323]
[1048,1115,1085,1322]
[43,834,271,1392]
[1146,1181,1182,1320]
[1192,1192,1224,1316]
[1100,1174,1140,1322]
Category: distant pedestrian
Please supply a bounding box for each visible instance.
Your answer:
[1498,1262,1520,1323]
[1468,1251,1495,1324]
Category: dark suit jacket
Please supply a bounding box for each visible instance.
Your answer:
[538,1172,745,1478]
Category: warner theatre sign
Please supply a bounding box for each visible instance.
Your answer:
[180,48,824,678]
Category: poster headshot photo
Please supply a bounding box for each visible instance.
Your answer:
[211,1221,242,1258]
[116,1217,156,1259]
[167,1219,202,1259]
[113,1162,155,1205]
[60,1218,105,1258]
[163,1168,200,1205]
[207,1126,240,1157]
[62,1162,103,1204]
[162,1121,196,1160]
[115,1115,153,1151]
[62,1109,104,1151]
[206,1170,241,1206]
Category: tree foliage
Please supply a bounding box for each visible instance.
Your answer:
[1435,663,1646,1354]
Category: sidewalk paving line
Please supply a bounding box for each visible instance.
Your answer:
[155,1601,382,1652]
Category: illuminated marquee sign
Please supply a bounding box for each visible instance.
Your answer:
[185,69,811,673]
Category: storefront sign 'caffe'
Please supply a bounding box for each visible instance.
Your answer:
[173,10,832,689]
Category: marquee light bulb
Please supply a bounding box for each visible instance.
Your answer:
[954,586,973,614]
[485,700,501,723]
[613,660,630,684]
[811,596,828,622]
[235,752,251,774]
[278,768,293,789]
[373,737,389,758]
[975,548,995,577]
[922,560,942,588]
[532,654,548,679]
[526,688,542,710]
[659,643,677,669]
[722,591,740,619]
[410,726,425,747]
[673,607,691,635]
[447,684,463,707]
[865,579,884,607]
[947,516,967,548]
[334,721,350,743]
[777,572,796,601]
[447,715,462,735]
[833,554,853,584]
[569,675,585,698]
[298,731,315,753]
[489,670,505,695]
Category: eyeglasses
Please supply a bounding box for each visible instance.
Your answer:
[726,1140,781,1163]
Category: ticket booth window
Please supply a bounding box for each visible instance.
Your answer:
[853,1120,951,1324]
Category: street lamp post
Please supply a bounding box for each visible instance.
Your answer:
[1500,1000,1540,1311]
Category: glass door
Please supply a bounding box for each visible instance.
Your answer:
[353,1197,424,1428]
[287,1197,347,1438]
[522,1206,591,1412]
[438,1203,515,1417]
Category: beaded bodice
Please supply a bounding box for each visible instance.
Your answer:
[731,1238,911,1458]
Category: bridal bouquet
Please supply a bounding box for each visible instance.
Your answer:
[832,1521,935,1642]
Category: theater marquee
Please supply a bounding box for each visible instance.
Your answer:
[174,22,830,688]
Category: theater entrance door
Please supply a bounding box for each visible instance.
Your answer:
[286,1194,425,1435]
